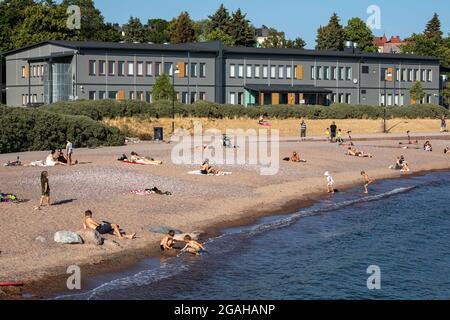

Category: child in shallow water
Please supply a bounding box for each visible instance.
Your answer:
[181,235,206,255]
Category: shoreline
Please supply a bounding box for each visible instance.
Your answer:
[20,166,450,300]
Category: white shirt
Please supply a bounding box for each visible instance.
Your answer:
[326,175,334,185]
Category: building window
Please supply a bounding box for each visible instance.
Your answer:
[32,66,36,77]
[99,60,106,75]
[286,66,292,79]
[181,92,189,104]
[311,66,315,80]
[127,62,134,76]
[270,66,276,79]
[230,92,236,104]
[346,93,351,104]
[339,93,344,103]
[230,64,236,78]
[89,60,96,76]
[89,91,96,100]
[408,69,413,82]
[136,62,144,76]
[146,92,152,103]
[246,65,252,78]
[200,63,206,78]
[346,67,352,80]
[331,67,337,80]
[129,91,135,100]
[427,70,432,82]
[324,66,330,80]
[108,61,116,76]
[199,92,206,100]
[146,62,153,77]
[255,65,260,78]
[37,65,41,77]
[238,92,244,105]
[339,67,345,80]
[238,64,244,78]
[401,69,406,82]
[400,94,405,106]
[190,63,197,77]
[155,62,161,77]
[118,61,125,76]
[316,66,322,80]
[136,91,144,101]
[22,94,27,106]
[41,65,44,77]
[262,65,268,78]
[362,66,369,74]
[387,94,393,106]
[427,94,432,104]
[415,69,420,82]
[108,91,117,100]
[278,66,284,79]
[99,91,106,100]
[190,92,197,104]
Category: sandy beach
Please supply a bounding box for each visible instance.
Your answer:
[1,132,450,299]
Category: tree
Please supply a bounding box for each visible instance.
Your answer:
[262,28,306,49]
[151,74,175,101]
[123,17,146,43]
[193,19,211,42]
[443,82,450,104]
[98,23,123,42]
[424,13,443,40]
[169,11,196,44]
[208,4,231,34]
[315,13,345,51]
[229,9,256,47]
[410,81,426,103]
[11,1,76,49]
[344,17,377,52]
[204,28,234,46]
[145,19,170,44]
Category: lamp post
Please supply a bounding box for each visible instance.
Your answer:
[172,67,179,135]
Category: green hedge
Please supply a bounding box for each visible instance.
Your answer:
[0,106,125,154]
[43,100,449,120]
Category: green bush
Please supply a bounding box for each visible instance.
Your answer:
[0,106,125,154]
[43,100,449,120]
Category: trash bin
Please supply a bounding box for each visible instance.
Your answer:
[154,127,163,141]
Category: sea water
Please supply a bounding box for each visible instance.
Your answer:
[56,171,450,300]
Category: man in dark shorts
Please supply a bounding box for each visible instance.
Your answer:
[300,120,307,141]
[330,122,337,142]
[83,210,136,240]
[37,171,50,210]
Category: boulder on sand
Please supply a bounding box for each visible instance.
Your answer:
[77,229,103,246]
[54,231,83,244]
[174,231,202,242]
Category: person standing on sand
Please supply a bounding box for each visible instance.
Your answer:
[440,115,447,133]
[325,128,330,142]
[37,171,50,210]
[330,122,337,143]
[324,171,335,194]
[361,171,372,194]
[66,140,73,166]
[300,120,307,141]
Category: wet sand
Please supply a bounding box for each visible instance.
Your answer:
[1,134,450,299]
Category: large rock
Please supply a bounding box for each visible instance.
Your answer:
[77,229,103,246]
[174,231,201,242]
[54,231,83,244]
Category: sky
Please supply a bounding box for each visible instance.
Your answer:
[91,0,450,49]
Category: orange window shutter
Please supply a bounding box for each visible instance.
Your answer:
[272,93,279,105]
[411,97,416,105]
[117,90,125,101]
[297,64,303,80]
[387,67,393,82]
[178,62,184,78]
[24,66,29,78]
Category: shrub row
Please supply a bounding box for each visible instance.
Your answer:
[43,99,449,120]
[0,106,125,154]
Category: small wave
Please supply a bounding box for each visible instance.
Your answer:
[54,186,415,300]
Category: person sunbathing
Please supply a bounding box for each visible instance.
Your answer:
[130,151,162,165]
[56,149,68,164]
[48,150,67,166]
[181,235,206,255]
[83,210,136,240]
[289,152,306,162]
[160,230,177,252]
[395,155,410,172]
[423,141,433,152]
[346,147,372,158]
[200,159,220,175]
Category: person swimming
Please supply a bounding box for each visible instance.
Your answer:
[180,235,206,256]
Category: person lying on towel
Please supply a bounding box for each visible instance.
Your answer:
[130,151,163,165]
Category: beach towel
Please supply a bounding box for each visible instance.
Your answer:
[119,160,146,165]
[258,121,271,127]
[187,170,232,176]
[0,193,18,203]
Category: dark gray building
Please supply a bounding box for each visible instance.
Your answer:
[1,40,443,107]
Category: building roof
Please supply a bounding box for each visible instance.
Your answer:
[244,84,333,94]
[1,40,439,62]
